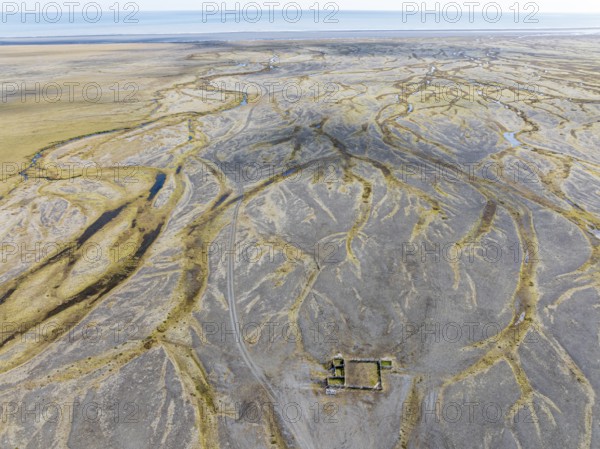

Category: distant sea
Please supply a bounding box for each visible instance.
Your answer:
[1,10,599,41]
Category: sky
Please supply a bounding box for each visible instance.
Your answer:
[20,1,600,13]
[128,1,600,13]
